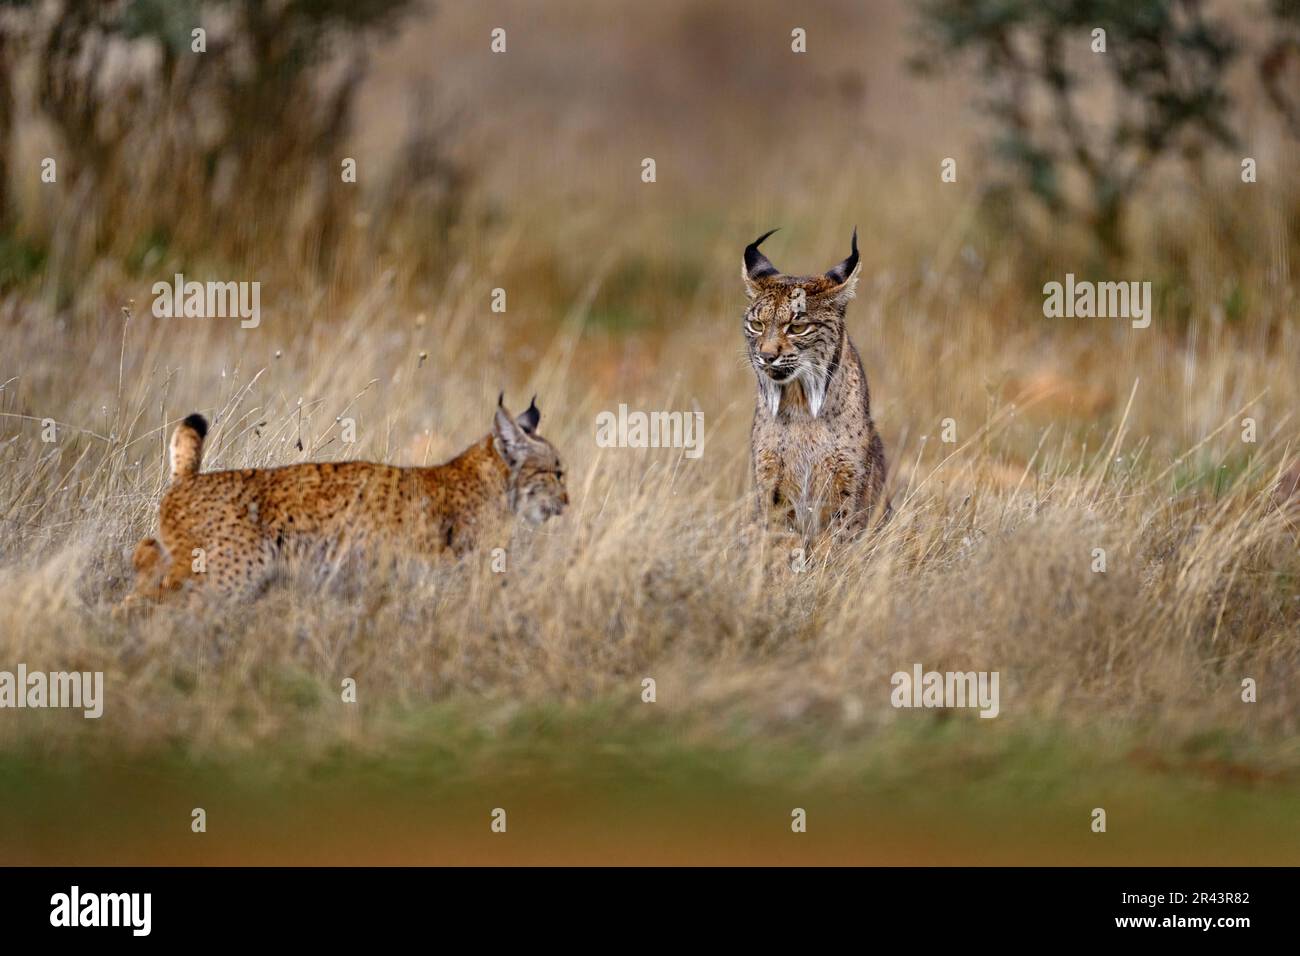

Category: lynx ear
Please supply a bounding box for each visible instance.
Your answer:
[742,228,781,298]
[516,395,540,435]
[819,227,861,305]
[824,227,860,285]
[493,395,529,465]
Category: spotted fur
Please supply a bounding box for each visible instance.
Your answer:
[119,397,567,608]
[742,229,889,538]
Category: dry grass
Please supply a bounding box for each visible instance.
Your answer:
[1,256,1295,772]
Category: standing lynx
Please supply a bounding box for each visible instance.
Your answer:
[742,228,888,538]
[120,397,567,609]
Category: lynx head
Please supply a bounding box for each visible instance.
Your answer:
[492,395,569,525]
[741,228,860,418]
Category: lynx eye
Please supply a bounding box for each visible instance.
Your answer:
[787,322,812,335]
[745,319,765,335]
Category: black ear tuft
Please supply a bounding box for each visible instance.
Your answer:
[744,228,781,280]
[825,227,859,284]
[182,413,208,438]
[517,395,540,434]
[497,391,505,409]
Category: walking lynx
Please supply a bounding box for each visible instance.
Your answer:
[742,228,888,538]
[120,397,567,608]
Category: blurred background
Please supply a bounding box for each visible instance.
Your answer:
[0,0,1295,453]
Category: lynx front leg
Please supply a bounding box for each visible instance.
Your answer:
[752,452,797,532]
[828,462,870,540]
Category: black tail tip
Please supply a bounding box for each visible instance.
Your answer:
[182,413,208,438]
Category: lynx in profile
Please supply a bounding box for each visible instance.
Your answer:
[120,397,567,608]
[742,228,888,538]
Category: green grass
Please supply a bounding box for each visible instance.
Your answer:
[2,700,1296,864]
[0,233,45,291]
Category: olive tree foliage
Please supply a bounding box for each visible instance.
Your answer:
[910,0,1299,263]
[1261,0,1300,139]
[0,0,422,278]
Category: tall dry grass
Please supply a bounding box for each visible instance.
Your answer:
[0,241,1296,772]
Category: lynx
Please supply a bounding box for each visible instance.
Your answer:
[119,397,567,608]
[742,228,888,538]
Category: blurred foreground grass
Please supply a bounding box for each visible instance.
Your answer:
[2,699,1296,864]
